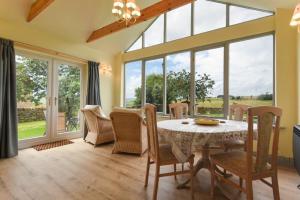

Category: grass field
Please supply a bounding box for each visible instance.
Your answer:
[197,98,273,108]
[18,120,46,140]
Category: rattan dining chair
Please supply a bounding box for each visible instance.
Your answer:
[210,106,282,200]
[144,104,195,200]
[169,102,188,119]
[81,105,114,146]
[110,108,147,156]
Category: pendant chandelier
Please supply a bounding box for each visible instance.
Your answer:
[112,0,141,25]
[290,3,300,32]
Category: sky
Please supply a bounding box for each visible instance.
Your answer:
[125,0,273,100]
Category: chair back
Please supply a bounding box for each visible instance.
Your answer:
[229,104,250,121]
[110,111,143,143]
[247,106,282,174]
[169,103,188,119]
[144,104,160,161]
[81,105,104,133]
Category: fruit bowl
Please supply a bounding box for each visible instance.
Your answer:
[194,118,220,126]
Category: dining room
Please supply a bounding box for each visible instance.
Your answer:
[1,0,300,200]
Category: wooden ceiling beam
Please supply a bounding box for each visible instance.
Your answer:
[27,0,55,22]
[87,0,193,43]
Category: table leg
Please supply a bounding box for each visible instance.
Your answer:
[177,146,211,189]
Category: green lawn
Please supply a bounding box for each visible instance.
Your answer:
[18,120,46,140]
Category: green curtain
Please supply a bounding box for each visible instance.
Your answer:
[0,38,18,158]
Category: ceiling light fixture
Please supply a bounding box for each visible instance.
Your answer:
[112,0,141,26]
[290,3,300,32]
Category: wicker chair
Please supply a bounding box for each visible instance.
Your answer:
[110,108,147,156]
[169,103,188,119]
[211,106,282,200]
[144,104,195,200]
[81,105,114,146]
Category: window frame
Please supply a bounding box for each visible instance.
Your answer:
[123,32,275,118]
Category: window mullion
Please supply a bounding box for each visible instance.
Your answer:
[163,57,167,114]
[190,51,195,117]
[224,43,229,119]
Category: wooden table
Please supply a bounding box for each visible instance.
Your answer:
[157,118,249,188]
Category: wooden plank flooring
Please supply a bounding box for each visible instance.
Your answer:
[0,139,299,200]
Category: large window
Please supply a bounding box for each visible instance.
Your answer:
[145,58,164,112]
[124,61,142,108]
[166,4,192,42]
[229,35,274,107]
[144,15,164,47]
[166,52,191,113]
[127,36,142,52]
[229,6,273,25]
[124,34,274,118]
[126,2,273,51]
[195,47,224,117]
[194,0,226,34]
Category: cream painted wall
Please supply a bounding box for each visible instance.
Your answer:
[0,18,114,114]
[113,10,298,158]
[275,9,297,157]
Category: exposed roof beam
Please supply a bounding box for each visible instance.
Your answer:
[87,0,193,43]
[27,0,55,22]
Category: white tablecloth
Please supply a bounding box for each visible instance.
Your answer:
[157,118,250,162]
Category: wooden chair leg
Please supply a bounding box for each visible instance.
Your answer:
[245,179,253,200]
[153,164,160,200]
[174,164,177,180]
[239,177,243,188]
[210,162,216,198]
[272,173,280,200]
[144,156,150,187]
[189,160,194,200]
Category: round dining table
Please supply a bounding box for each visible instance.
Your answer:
[157,118,250,188]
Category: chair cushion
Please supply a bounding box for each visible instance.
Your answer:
[84,105,107,118]
[210,151,271,178]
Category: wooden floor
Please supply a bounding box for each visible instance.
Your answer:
[0,139,299,200]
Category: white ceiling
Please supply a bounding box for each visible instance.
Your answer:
[0,0,297,57]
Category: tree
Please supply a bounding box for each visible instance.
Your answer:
[16,57,48,106]
[132,69,215,107]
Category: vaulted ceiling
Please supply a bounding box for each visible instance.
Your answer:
[0,0,298,57]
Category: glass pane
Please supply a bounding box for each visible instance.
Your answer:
[166,52,191,113]
[127,36,142,52]
[57,64,81,134]
[229,6,273,25]
[229,35,273,108]
[194,0,226,34]
[16,55,48,140]
[195,47,224,118]
[125,61,142,108]
[145,58,164,112]
[166,4,191,42]
[145,15,164,47]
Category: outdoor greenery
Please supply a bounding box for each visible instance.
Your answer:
[18,121,46,140]
[16,56,81,139]
[132,70,215,108]
[16,56,48,106]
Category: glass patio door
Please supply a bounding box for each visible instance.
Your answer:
[17,52,82,149]
[52,61,82,139]
[16,53,52,148]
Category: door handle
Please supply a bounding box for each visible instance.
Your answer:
[48,97,51,106]
[54,97,57,106]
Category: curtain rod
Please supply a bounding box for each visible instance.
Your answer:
[14,41,88,65]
